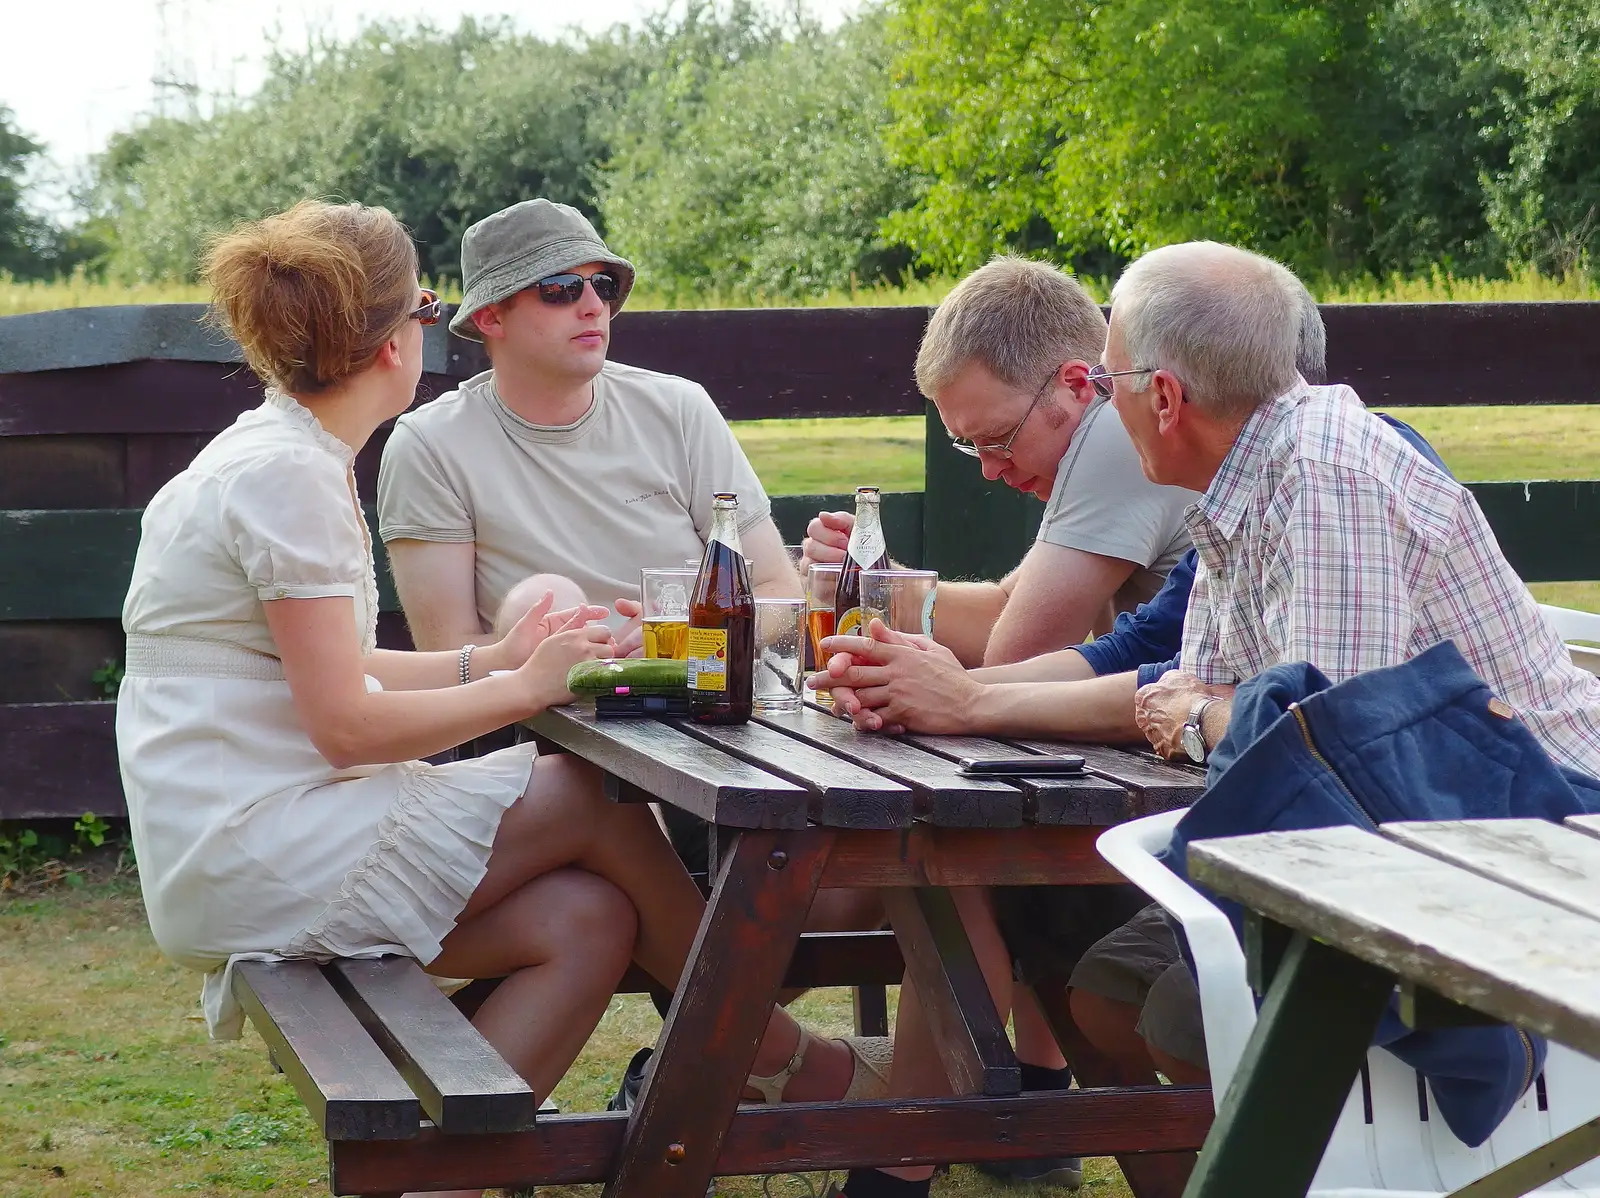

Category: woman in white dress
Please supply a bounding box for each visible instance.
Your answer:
[117,201,887,1198]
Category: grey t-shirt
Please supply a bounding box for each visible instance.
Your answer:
[1037,397,1200,609]
[377,362,770,632]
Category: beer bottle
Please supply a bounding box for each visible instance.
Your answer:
[835,485,891,637]
[688,492,755,724]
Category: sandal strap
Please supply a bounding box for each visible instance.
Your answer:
[745,1027,817,1103]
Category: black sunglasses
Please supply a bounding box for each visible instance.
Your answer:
[410,288,442,325]
[534,271,622,306]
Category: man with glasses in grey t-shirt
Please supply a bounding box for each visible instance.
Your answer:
[801,257,1197,674]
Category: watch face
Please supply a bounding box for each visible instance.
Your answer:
[1181,723,1206,764]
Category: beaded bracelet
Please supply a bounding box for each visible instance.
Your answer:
[458,643,476,686]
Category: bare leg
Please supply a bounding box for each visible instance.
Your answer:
[462,754,856,1098]
[407,868,638,1198]
[1068,988,1160,1081]
[1013,989,1070,1070]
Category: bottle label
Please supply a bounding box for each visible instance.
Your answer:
[686,627,728,692]
[837,606,866,637]
[849,522,886,570]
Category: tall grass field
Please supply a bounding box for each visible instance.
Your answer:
[5,265,1600,317]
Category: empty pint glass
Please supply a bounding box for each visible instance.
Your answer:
[860,569,938,638]
[754,598,806,714]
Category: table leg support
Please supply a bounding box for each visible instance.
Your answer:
[603,828,833,1198]
[1182,932,1395,1198]
[854,985,890,1038]
[883,886,1020,1096]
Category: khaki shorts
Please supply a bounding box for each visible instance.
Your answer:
[1068,903,1208,1070]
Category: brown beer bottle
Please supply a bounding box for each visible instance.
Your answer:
[835,485,891,637]
[688,492,755,724]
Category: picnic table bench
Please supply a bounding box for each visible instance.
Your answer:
[233,702,1213,1198]
[1181,817,1600,1198]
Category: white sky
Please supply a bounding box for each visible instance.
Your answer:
[3,0,859,216]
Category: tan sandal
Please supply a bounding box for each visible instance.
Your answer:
[745,1031,893,1103]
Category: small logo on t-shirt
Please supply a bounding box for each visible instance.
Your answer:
[625,489,669,506]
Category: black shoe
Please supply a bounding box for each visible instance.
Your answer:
[606,1047,653,1112]
[974,1156,1084,1190]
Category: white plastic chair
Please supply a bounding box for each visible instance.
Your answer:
[1542,604,1600,677]
[1096,810,1600,1196]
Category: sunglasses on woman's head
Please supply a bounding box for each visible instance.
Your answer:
[535,271,621,306]
[410,288,442,326]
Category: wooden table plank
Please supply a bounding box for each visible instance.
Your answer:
[1568,813,1600,842]
[1384,819,1600,924]
[526,706,808,828]
[327,958,536,1135]
[1008,740,1203,814]
[903,732,1136,826]
[756,706,1027,827]
[232,960,421,1141]
[1188,825,1600,1058]
[675,718,914,828]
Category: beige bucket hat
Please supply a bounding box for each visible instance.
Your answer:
[449,199,636,341]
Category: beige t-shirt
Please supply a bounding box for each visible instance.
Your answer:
[1037,396,1200,611]
[377,362,771,631]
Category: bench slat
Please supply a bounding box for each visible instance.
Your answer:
[1384,819,1600,924]
[328,958,537,1135]
[1187,825,1600,1058]
[232,960,420,1141]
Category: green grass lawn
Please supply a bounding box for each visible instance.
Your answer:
[0,880,1125,1198]
[732,405,1600,612]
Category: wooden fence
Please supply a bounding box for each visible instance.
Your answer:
[2,301,1599,819]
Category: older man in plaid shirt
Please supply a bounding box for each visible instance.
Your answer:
[1101,241,1600,774]
[1058,240,1600,1096]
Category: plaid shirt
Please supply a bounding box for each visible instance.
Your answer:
[1180,381,1600,774]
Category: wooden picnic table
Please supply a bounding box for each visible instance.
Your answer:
[322,701,1211,1198]
[1182,817,1600,1198]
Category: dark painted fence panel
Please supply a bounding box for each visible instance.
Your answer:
[4,301,1600,818]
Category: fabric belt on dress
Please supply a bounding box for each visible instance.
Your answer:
[123,634,286,681]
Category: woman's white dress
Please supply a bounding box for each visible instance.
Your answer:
[117,389,533,1038]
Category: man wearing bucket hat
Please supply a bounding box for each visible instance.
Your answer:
[377,198,801,660]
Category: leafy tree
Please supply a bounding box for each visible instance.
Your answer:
[0,106,61,279]
[598,6,919,297]
[883,0,1600,282]
[882,0,1405,277]
[85,19,647,282]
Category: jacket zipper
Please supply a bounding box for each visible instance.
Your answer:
[1288,701,1380,832]
[1292,705,1540,1095]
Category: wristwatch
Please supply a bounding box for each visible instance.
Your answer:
[1181,697,1217,764]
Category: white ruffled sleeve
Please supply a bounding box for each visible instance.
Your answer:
[223,448,369,601]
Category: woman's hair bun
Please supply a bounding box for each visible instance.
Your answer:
[203,201,418,395]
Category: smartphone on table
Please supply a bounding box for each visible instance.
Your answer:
[958,754,1087,777]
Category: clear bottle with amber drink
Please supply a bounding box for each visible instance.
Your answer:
[688,492,755,724]
[834,486,891,637]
